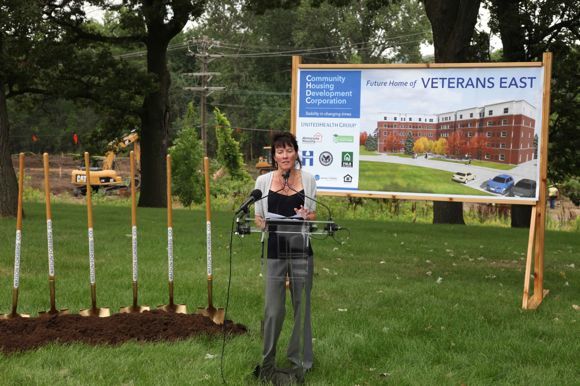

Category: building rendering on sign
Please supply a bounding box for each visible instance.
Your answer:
[376,100,536,164]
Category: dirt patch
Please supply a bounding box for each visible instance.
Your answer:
[0,311,246,354]
[12,153,131,196]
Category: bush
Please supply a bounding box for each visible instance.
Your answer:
[169,104,204,207]
[560,176,580,205]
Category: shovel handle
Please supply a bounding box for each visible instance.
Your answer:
[166,154,173,228]
[16,153,24,231]
[43,153,52,220]
[13,154,24,290]
[166,154,174,282]
[130,151,138,282]
[84,152,93,228]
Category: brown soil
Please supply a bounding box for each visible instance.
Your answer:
[0,311,246,354]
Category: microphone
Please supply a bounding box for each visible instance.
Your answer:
[282,170,291,181]
[284,178,340,234]
[235,189,262,215]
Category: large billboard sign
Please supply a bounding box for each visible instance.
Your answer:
[293,62,547,203]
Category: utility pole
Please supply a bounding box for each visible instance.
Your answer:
[185,37,224,156]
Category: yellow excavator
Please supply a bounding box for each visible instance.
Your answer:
[255,146,275,175]
[71,130,140,196]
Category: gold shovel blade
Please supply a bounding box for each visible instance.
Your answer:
[158,303,187,314]
[119,305,150,314]
[38,308,69,317]
[197,306,225,325]
[0,312,30,319]
[79,307,111,317]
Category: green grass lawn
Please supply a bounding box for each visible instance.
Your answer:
[1,202,578,384]
[359,146,379,156]
[359,161,491,195]
[430,158,517,171]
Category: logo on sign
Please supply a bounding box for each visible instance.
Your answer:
[302,150,314,166]
[342,152,353,167]
[319,151,333,166]
[302,132,323,144]
[343,174,353,183]
[333,134,354,143]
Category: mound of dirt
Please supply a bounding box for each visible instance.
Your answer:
[0,311,247,354]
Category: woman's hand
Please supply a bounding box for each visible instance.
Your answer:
[294,205,311,220]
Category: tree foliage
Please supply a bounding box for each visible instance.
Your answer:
[169,102,204,207]
[213,108,250,181]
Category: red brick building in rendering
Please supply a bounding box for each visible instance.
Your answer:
[376,100,536,164]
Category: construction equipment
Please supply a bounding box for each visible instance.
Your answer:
[256,146,275,175]
[71,130,140,195]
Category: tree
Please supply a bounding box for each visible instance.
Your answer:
[49,0,206,208]
[360,131,369,146]
[384,133,399,152]
[404,132,414,155]
[423,0,482,225]
[213,108,250,180]
[365,130,378,151]
[413,136,431,154]
[446,131,463,158]
[431,137,447,155]
[169,102,204,207]
[486,0,580,227]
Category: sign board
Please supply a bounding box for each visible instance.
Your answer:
[293,62,546,204]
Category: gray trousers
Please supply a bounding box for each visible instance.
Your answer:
[262,257,313,370]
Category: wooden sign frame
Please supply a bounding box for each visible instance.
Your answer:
[291,53,553,309]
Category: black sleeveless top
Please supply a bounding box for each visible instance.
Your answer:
[267,190,312,259]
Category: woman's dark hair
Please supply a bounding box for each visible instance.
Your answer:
[270,132,302,169]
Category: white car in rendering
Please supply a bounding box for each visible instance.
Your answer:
[452,171,475,183]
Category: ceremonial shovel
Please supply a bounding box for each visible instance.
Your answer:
[38,153,68,316]
[158,154,186,314]
[120,151,150,314]
[1,153,30,319]
[197,157,225,324]
[79,152,111,317]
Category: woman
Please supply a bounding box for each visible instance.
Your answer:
[254,132,317,382]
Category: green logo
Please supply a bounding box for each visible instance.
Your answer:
[341,152,353,167]
[333,134,354,143]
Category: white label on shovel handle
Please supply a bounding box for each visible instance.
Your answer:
[88,227,96,285]
[13,230,22,289]
[132,225,138,282]
[167,227,174,282]
[47,219,55,276]
[206,221,212,276]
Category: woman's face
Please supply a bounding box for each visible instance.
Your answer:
[274,144,297,172]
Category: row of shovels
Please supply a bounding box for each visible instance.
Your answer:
[1,153,224,324]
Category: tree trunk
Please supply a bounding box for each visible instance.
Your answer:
[137,28,171,207]
[424,0,481,224]
[0,82,18,217]
[423,0,481,62]
[511,204,532,228]
[491,0,527,61]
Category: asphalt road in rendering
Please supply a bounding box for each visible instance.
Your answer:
[360,154,538,195]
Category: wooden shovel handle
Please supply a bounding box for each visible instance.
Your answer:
[204,157,211,222]
[166,154,173,227]
[43,153,52,220]
[84,152,93,228]
[130,151,137,227]
[16,153,24,231]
